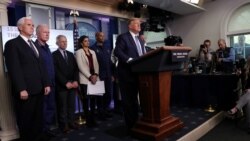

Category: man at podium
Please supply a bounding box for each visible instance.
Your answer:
[114,18,146,131]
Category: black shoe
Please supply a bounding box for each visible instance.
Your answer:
[113,108,123,115]
[247,127,250,134]
[86,119,98,128]
[62,125,71,134]
[97,113,107,121]
[69,123,80,130]
[225,110,236,119]
[104,111,113,118]
[235,109,244,118]
[46,129,62,137]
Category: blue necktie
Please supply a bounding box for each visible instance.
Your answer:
[135,36,143,56]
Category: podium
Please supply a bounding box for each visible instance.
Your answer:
[130,46,192,141]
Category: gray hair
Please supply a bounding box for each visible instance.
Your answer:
[56,35,66,43]
[17,17,32,27]
[36,24,48,34]
[218,39,226,44]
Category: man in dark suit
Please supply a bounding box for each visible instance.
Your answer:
[4,17,51,141]
[52,35,79,133]
[114,18,146,130]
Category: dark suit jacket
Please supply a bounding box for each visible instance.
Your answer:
[4,36,50,96]
[52,49,78,92]
[114,32,145,82]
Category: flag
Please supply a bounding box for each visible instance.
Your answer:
[73,18,79,51]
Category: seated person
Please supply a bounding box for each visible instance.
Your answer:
[198,39,214,62]
[226,56,250,134]
[215,39,235,73]
[198,39,214,73]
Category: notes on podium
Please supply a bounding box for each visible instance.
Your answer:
[87,81,105,96]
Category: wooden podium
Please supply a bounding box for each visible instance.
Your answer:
[130,46,192,141]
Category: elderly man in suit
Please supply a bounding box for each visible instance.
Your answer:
[4,17,51,141]
[52,35,79,133]
[114,18,146,131]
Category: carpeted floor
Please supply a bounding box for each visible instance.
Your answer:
[49,106,217,141]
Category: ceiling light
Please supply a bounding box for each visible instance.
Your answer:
[70,10,79,16]
[127,0,134,4]
[183,0,200,4]
[190,0,199,4]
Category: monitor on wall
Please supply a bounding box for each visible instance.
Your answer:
[0,26,74,53]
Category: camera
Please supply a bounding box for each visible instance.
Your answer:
[164,35,182,46]
[200,44,205,48]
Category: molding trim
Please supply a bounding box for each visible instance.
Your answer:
[22,0,132,18]
[79,0,118,6]
[177,112,224,141]
[0,0,11,5]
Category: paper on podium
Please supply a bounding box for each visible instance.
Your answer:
[87,81,105,96]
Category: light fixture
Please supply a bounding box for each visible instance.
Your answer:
[127,0,134,4]
[70,9,79,17]
[183,0,200,4]
[190,0,199,4]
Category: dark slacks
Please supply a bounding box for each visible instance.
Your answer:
[97,77,113,112]
[43,87,56,131]
[14,93,44,141]
[113,80,122,113]
[119,80,139,129]
[103,77,113,110]
[80,84,96,118]
[56,89,75,129]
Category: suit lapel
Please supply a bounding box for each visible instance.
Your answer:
[138,37,145,54]
[127,33,139,55]
[58,49,68,65]
[17,36,39,59]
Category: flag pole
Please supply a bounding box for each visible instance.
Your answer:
[70,9,80,51]
[70,9,86,125]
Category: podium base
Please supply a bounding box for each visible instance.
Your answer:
[131,116,184,141]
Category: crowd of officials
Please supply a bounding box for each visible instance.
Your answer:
[3,17,146,141]
[4,16,250,141]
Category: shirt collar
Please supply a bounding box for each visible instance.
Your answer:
[20,34,30,43]
[129,31,139,38]
[58,48,67,55]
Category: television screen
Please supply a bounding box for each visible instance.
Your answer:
[1,26,74,53]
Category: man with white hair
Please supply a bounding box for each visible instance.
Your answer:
[35,24,59,137]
